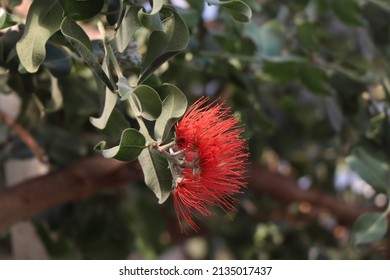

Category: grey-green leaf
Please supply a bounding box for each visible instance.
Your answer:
[138,8,189,84]
[90,87,117,129]
[117,77,133,100]
[150,0,164,15]
[351,212,388,246]
[138,147,172,204]
[131,85,162,121]
[206,0,252,22]
[46,75,63,112]
[115,5,142,53]
[95,128,146,161]
[347,147,390,194]
[154,83,187,142]
[60,16,116,92]
[16,0,63,73]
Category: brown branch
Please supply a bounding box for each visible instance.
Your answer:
[0,156,142,232]
[0,157,377,232]
[247,164,373,223]
[0,109,48,163]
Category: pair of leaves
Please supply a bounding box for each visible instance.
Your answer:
[138,7,190,84]
[17,0,115,91]
[95,83,187,204]
[348,147,390,246]
[115,4,190,85]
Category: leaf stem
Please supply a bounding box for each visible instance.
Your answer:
[136,115,154,144]
[97,21,124,79]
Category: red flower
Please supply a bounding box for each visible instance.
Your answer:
[172,97,248,231]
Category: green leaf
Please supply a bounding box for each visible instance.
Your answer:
[330,0,361,26]
[251,20,285,57]
[138,7,189,84]
[0,8,19,29]
[90,88,117,130]
[206,0,252,22]
[300,63,330,95]
[16,0,63,73]
[325,97,343,133]
[138,147,172,204]
[130,85,162,121]
[263,56,306,82]
[347,147,390,194]
[63,0,105,21]
[115,5,142,53]
[351,212,388,246]
[60,16,116,92]
[95,128,146,161]
[101,108,131,140]
[154,83,187,142]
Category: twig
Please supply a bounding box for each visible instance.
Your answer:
[0,109,48,163]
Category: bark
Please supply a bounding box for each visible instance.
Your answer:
[0,156,376,232]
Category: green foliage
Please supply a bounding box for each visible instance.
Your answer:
[138,147,172,204]
[154,84,188,142]
[206,0,252,22]
[95,128,146,161]
[16,0,63,72]
[351,212,388,246]
[139,7,190,84]
[62,0,104,21]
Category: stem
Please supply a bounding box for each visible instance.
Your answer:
[158,141,176,152]
[107,44,124,79]
[97,21,124,79]
[136,115,154,144]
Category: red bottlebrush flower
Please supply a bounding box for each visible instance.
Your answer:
[172,97,248,232]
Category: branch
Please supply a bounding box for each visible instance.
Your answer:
[247,164,372,223]
[0,109,48,163]
[0,156,141,232]
[0,157,377,232]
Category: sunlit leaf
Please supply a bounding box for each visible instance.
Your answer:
[16,0,63,73]
[90,87,117,130]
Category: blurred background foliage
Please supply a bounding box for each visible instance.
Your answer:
[1,0,390,259]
